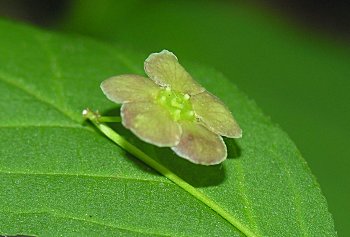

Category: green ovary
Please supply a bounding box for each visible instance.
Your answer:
[156,87,195,122]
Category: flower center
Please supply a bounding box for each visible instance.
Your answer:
[156,87,195,122]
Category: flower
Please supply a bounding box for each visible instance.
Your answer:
[100,50,242,165]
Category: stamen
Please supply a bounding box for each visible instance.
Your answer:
[174,109,181,121]
[156,88,195,122]
[171,98,184,109]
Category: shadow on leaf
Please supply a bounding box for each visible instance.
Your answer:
[224,137,241,160]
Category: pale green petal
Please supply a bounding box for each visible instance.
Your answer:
[101,75,160,104]
[144,50,204,95]
[191,92,242,138]
[121,102,181,147]
[172,121,227,165]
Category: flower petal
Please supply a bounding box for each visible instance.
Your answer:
[101,75,160,104]
[121,102,181,147]
[191,92,242,138]
[144,50,204,95]
[172,121,227,165]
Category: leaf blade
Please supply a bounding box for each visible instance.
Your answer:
[0,19,336,236]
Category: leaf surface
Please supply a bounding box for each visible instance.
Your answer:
[0,20,336,236]
[63,2,350,233]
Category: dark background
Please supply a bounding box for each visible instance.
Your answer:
[1,0,350,39]
[1,0,349,235]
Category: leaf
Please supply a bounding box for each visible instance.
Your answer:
[0,20,336,236]
[62,2,350,234]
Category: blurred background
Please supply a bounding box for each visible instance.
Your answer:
[0,0,348,235]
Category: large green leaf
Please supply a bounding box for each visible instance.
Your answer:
[62,2,350,234]
[0,20,336,236]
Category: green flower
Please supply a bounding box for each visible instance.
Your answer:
[101,50,242,165]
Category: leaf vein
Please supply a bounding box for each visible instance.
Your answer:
[0,170,169,184]
[34,34,67,112]
[0,72,80,123]
[235,162,261,235]
[270,148,309,236]
[0,124,86,129]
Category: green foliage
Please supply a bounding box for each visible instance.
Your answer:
[62,1,350,234]
[0,20,336,236]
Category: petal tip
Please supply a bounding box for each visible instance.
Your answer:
[145,49,177,63]
[228,127,243,138]
[171,123,228,165]
[100,78,108,91]
[100,77,122,104]
[171,146,227,166]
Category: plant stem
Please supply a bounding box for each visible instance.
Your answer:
[82,108,257,237]
[98,116,121,123]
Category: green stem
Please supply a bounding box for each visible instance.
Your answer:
[98,116,121,123]
[82,108,257,237]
